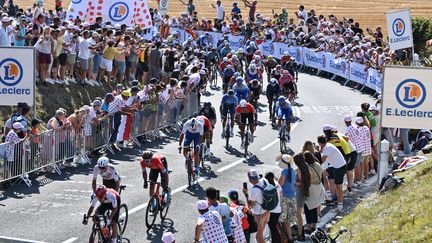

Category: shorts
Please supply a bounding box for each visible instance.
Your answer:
[346,151,358,171]
[114,60,126,75]
[100,57,113,72]
[79,58,89,70]
[279,197,297,223]
[183,130,200,148]
[88,57,94,71]
[286,82,296,92]
[97,200,121,221]
[52,56,59,68]
[240,113,254,125]
[359,154,371,165]
[38,53,51,64]
[149,159,168,188]
[326,167,334,180]
[222,104,236,118]
[355,152,362,166]
[126,61,133,69]
[333,165,347,185]
[67,54,76,65]
[92,55,101,73]
[59,53,68,66]
[103,179,117,189]
[295,186,305,207]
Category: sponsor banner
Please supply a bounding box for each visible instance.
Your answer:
[349,62,368,85]
[142,26,158,40]
[227,35,245,51]
[366,68,382,93]
[0,47,35,106]
[66,0,90,21]
[324,52,349,79]
[258,42,303,65]
[104,0,134,26]
[381,66,432,129]
[303,48,326,70]
[386,9,413,51]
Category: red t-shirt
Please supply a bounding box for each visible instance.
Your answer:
[140,154,166,171]
[236,103,256,114]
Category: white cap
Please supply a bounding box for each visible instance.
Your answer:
[162,232,175,243]
[67,24,74,29]
[197,200,208,210]
[82,22,90,28]
[12,122,23,130]
[82,105,91,111]
[322,124,332,131]
[1,17,11,23]
[199,70,206,75]
[331,126,338,132]
[114,24,121,29]
[344,114,353,122]
[355,117,364,124]
[370,105,378,111]
[240,99,247,108]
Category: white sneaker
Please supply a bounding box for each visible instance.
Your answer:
[56,79,64,84]
[63,79,70,86]
[230,130,234,137]
[240,141,245,149]
[68,77,77,84]
[337,203,344,211]
[46,78,55,85]
[221,131,225,139]
[370,169,376,175]
[85,79,94,86]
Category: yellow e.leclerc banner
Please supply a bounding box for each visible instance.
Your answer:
[381,66,432,130]
[0,47,35,106]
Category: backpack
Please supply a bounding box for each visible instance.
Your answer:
[378,175,404,194]
[253,180,279,211]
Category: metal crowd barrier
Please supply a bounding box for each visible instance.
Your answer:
[0,92,199,187]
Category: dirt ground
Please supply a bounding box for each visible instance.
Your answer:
[14,0,432,33]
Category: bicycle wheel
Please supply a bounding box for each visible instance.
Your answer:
[88,226,104,243]
[187,160,193,186]
[244,132,249,158]
[280,130,286,153]
[118,204,128,236]
[225,125,230,148]
[200,144,206,168]
[160,188,171,220]
[145,197,159,228]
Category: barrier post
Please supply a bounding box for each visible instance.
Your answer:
[51,131,61,175]
[20,139,31,187]
[378,139,390,184]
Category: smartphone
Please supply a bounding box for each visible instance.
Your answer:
[216,190,220,200]
[243,182,248,190]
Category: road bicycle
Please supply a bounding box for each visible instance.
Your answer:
[278,118,289,153]
[210,62,218,87]
[145,182,172,229]
[117,185,128,236]
[310,226,348,243]
[223,112,233,148]
[199,141,208,170]
[179,145,199,186]
[242,122,253,158]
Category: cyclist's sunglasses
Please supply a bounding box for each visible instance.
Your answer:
[144,159,151,163]
[98,166,107,170]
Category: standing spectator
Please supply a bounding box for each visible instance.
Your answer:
[108,90,135,149]
[113,35,130,84]
[206,187,233,241]
[293,153,311,241]
[0,17,11,46]
[242,169,270,243]
[231,2,241,15]
[228,189,253,242]
[99,40,124,84]
[277,154,296,242]
[14,16,31,47]
[264,172,282,243]
[35,26,54,84]
[148,42,162,81]
[78,30,94,85]
[179,0,195,16]
[194,200,228,243]
[5,122,23,178]
[101,93,115,114]
[243,0,257,23]
[31,14,44,46]
[303,151,325,233]
[212,1,225,22]
[15,105,31,138]
[356,117,372,183]
[296,5,307,20]
[317,135,346,211]
[343,115,362,188]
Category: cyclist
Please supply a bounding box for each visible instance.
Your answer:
[222,64,236,93]
[199,102,217,128]
[284,57,299,84]
[250,55,264,80]
[196,33,211,49]
[275,96,293,142]
[271,64,283,81]
[83,185,121,243]
[197,115,213,157]
[266,78,281,120]
[140,150,170,198]
[248,79,262,108]
[265,55,279,82]
[220,89,239,138]
[232,77,250,101]
[220,42,232,57]
[280,51,291,67]
[245,42,258,64]
[179,118,204,174]
[245,64,259,84]
[279,70,295,100]
[230,55,242,73]
[219,57,232,71]
[236,99,258,149]
[92,156,121,193]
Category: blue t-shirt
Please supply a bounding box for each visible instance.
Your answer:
[221,94,238,106]
[14,26,27,47]
[281,167,296,198]
[232,7,241,14]
[101,99,109,113]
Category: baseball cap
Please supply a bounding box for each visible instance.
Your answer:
[1,17,11,23]
[331,126,338,132]
[105,93,114,99]
[130,86,140,93]
[197,200,208,210]
[12,122,23,130]
[116,84,124,89]
[161,232,175,243]
[228,190,239,200]
[247,169,260,180]
[121,90,131,97]
[355,117,364,124]
[82,105,91,111]
[370,105,379,111]
[92,100,102,107]
[344,114,353,122]
[322,124,332,131]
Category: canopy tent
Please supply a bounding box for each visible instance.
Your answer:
[66,0,153,28]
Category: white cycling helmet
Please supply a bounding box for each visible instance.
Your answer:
[240,99,247,108]
[223,57,229,62]
[97,156,109,167]
[249,64,256,70]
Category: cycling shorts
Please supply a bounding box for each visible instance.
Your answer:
[97,199,121,221]
[240,113,254,125]
[103,179,117,190]
[283,82,296,92]
[222,104,236,117]
[149,159,168,189]
[183,130,200,149]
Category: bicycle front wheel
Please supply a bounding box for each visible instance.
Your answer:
[244,133,249,158]
[145,197,159,228]
[280,131,287,153]
[118,204,128,236]
[160,188,171,220]
[88,225,104,243]
[187,160,193,186]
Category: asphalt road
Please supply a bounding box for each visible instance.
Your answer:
[0,73,374,243]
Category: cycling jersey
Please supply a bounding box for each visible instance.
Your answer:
[223,68,235,79]
[182,119,204,135]
[249,84,261,98]
[266,83,281,99]
[200,107,217,121]
[196,35,209,47]
[276,101,293,120]
[140,154,168,173]
[219,61,232,71]
[197,115,212,132]
[236,103,256,114]
[271,70,282,80]
[91,188,120,208]
[279,74,294,85]
[245,69,259,82]
[92,164,120,181]
[220,47,232,57]
[221,95,239,106]
[232,83,250,101]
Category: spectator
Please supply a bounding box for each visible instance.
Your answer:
[343,115,363,188]
[264,172,282,243]
[35,26,54,84]
[243,0,257,23]
[242,169,270,243]
[277,154,296,242]
[228,189,253,242]
[355,116,372,183]
[78,30,94,85]
[5,122,23,177]
[0,17,11,46]
[162,232,175,243]
[206,187,233,241]
[231,2,241,15]
[194,200,228,243]
[212,0,225,22]
[15,104,31,138]
[14,16,31,47]
[293,153,311,241]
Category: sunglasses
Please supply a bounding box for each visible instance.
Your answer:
[143,159,151,163]
[98,166,107,170]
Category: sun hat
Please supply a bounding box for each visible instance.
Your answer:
[322,124,332,131]
[197,200,209,210]
[344,114,353,122]
[121,90,131,97]
[12,122,23,130]
[355,117,364,124]
[276,154,295,169]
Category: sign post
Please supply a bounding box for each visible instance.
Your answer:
[0,47,36,108]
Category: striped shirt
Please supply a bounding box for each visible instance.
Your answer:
[108,95,126,114]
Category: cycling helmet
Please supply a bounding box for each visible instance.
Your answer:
[230,50,235,55]
[239,99,247,108]
[268,55,274,60]
[226,64,233,69]
[237,48,245,53]
[251,79,259,84]
[310,228,327,243]
[236,77,244,83]
[270,78,277,84]
[223,57,229,62]
[232,54,238,59]
[97,156,109,168]
[95,185,107,198]
[234,72,240,77]
[254,55,261,61]
[283,51,289,56]
[141,150,154,160]
[282,70,289,75]
[190,118,197,129]
[249,64,256,70]
[227,89,235,96]
[278,96,286,103]
[276,64,282,70]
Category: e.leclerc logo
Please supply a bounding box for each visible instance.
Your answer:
[390,18,411,44]
[109,2,129,22]
[71,0,82,4]
[386,79,429,118]
[321,55,326,68]
[0,58,30,95]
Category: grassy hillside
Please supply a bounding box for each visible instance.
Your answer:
[334,156,432,242]
[16,0,432,35]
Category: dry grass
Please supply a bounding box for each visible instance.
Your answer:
[14,0,432,34]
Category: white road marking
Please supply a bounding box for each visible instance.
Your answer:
[216,159,245,173]
[61,237,78,243]
[0,236,47,243]
[260,106,301,151]
[312,106,321,113]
